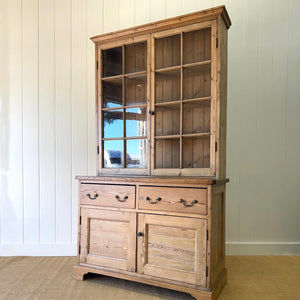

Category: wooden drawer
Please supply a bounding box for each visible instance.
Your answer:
[138,186,207,215]
[80,184,135,209]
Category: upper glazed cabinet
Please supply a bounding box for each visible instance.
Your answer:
[94,7,229,178]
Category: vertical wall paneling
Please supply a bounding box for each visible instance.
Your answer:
[151,0,167,22]
[119,0,135,29]
[286,0,300,241]
[238,0,259,242]
[134,0,151,26]
[181,0,198,14]
[103,0,119,33]
[87,0,102,176]
[225,0,244,242]
[254,0,275,241]
[22,0,40,244]
[0,0,24,244]
[166,0,182,18]
[39,0,55,244]
[71,0,88,243]
[197,0,213,11]
[54,0,72,244]
[271,0,289,240]
[1,0,300,255]
[212,0,229,9]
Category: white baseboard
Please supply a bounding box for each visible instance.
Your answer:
[0,243,77,256]
[226,242,300,255]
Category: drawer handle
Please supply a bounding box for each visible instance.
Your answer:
[86,193,99,200]
[146,196,161,204]
[137,232,143,237]
[115,195,128,202]
[179,199,198,207]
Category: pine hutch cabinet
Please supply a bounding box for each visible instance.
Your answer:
[74,6,231,300]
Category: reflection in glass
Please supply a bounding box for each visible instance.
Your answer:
[125,42,147,73]
[155,104,180,136]
[155,69,180,103]
[103,80,122,108]
[183,101,211,134]
[125,76,147,106]
[102,47,122,77]
[126,107,147,137]
[103,140,124,168]
[126,139,147,168]
[103,110,123,138]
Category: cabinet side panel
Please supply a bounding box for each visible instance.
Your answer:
[217,18,228,179]
[210,184,226,288]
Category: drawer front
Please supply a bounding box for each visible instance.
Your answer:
[138,186,207,215]
[80,184,135,208]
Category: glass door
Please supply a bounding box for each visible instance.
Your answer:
[99,36,150,174]
[152,21,216,176]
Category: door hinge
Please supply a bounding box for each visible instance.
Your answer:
[215,141,218,152]
[97,145,99,154]
[206,229,209,241]
[96,61,99,70]
[79,216,82,225]
[79,245,81,255]
[216,37,219,48]
[206,266,209,277]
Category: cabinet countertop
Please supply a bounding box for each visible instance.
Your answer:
[76,175,229,185]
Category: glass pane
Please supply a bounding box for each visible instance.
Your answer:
[183,101,211,134]
[103,140,124,168]
[125,42,147,74]
[155,139,180,168]
[126,107,147,137]
[126,139,147,168]
[182,136,210,168]
[102,47,122,77]
[125,75,147,106]
[183,64,211,99]
[155,69,180,103]
[155,35,181,69]
[155,104,180,136]
[103,79,123,108]
[183,28,211,64]
[103,110,123,138]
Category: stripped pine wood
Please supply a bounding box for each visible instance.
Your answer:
[138,186,207,215]
[80,183,135,208]
[80,208,136,271]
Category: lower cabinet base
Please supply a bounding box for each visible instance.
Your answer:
[73,264,227,300]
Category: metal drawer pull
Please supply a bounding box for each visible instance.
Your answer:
[86,193,99,200]
[146,196,161,204]
[179,199,198,207]
[115,195,128,202]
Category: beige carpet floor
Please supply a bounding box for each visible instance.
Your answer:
[0,256,299,300]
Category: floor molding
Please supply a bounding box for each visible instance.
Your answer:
[226,242,300,255]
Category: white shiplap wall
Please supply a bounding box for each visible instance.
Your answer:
[0,0,299,256]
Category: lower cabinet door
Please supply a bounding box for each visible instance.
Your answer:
[80,208,136,272]
[137,214,207,287]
